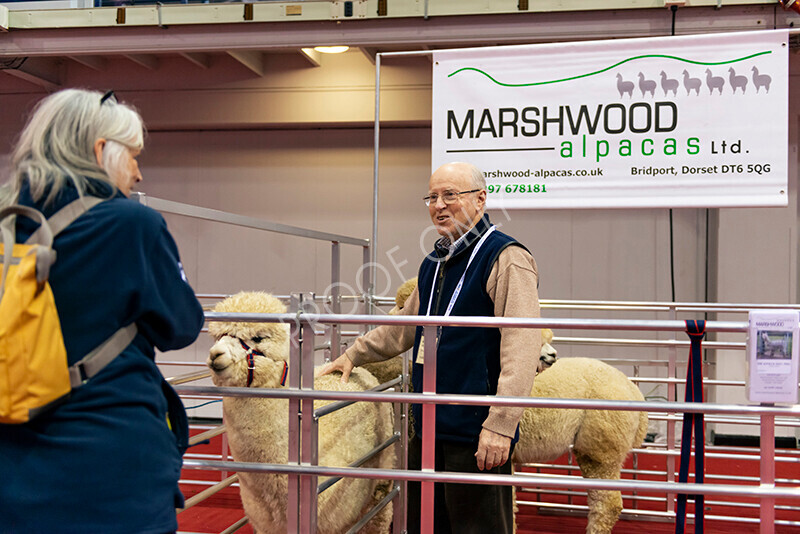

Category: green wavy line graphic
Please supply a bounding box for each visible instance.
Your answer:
[446,51,772,87]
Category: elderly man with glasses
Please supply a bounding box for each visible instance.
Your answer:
[321,161,540,533]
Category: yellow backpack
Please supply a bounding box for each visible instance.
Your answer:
[0,199,136,424]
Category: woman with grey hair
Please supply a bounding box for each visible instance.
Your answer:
[0,88,204,534]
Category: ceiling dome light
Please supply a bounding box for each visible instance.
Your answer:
[313,46,350,54]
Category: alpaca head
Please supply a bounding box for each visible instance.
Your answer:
[389,276,418,314]
[539,328,557,372]
[207,291,291,388]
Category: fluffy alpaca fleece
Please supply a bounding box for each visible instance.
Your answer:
[207,291,395,534]
[513,357,649,534]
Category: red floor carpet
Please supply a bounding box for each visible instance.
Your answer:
[178,431,800,533]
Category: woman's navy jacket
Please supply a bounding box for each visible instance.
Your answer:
[412,215,526,446]
[0,180,204,534]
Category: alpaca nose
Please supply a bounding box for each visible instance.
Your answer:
[539,343,557,371]
[208,345,227,370]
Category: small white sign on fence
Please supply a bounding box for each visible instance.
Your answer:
[746,310,799,404]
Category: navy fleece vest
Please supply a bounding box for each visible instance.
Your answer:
[411,215,527,445]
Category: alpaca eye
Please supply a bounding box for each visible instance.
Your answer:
[251,336,264,344]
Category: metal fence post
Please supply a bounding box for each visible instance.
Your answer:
[300,319,319,533]
[393,350,411,534]
[329,241,341,362]
[420,324,437,534]
[761,404,776,534]
[287,294,303,533]
[362,245,373,333]
[667,305,677,514]
[221,431,230,481]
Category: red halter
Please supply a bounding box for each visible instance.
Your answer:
[239,339,287,387]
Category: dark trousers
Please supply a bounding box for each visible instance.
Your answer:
[406,435,513,534]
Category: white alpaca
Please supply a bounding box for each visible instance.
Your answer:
[207,291,395,534]
[513,345,649,534]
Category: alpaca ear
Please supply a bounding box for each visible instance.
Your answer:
[542,328,554,344]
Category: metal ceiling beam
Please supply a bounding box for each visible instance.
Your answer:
[299,47,322,67]
[124,53,159,70]
[180,52,210,69]
[1,56,60,89]
[0,6,790,58]
[359,46,377,65]
[68,55,107,71]
[227,50,264,76]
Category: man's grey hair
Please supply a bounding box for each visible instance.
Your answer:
[450,161,486,190]
[0,88,144,208]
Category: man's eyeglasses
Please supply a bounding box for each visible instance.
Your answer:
[423,189,480,206]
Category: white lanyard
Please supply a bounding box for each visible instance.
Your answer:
[425,225,497,318]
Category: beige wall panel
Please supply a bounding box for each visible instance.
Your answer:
[139,128,432,299]
[138,129,705,307]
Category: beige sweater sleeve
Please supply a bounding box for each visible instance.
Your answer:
[344,286,421,366]
[482,245,541,439]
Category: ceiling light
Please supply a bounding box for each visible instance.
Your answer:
[313,46,349,54]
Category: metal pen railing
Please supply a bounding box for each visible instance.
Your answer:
[170,310,800,534]
[165,296,800,533]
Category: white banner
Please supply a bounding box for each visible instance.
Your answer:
[432,31,788,209]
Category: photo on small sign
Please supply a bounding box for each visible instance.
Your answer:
[756,330,792,360]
